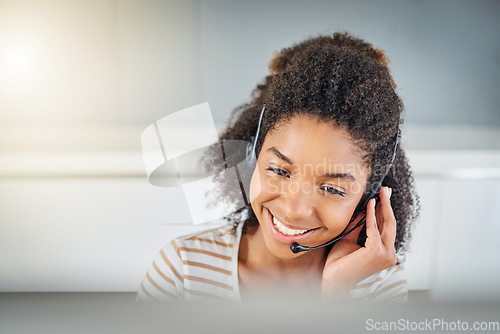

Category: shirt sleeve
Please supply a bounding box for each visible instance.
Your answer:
[136,240,184,302]
[350,265,408,303]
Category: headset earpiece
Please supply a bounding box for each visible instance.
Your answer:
[245,137,255,159]
[246,106,266,162]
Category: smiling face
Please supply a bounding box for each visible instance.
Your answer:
[249,114,370,260]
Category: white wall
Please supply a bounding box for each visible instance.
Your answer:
[0,0,499,130]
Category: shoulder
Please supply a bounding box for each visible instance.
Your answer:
[171,224,239,275]
[137,223,240,302]
[350,265,408,303]
[172,223,237,255]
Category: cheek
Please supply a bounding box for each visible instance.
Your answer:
[349,181,367,196]
[318,201,358,233]
[249,168,276,222]
[249,166,262,203]
[249,167,280,203]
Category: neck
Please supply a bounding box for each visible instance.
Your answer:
[238,224,327,286]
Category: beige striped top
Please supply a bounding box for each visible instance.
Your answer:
[137,223,408,302]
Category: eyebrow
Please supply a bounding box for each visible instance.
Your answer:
[266,147,356,182]
[322,172,356,182]
[267,147,294,165]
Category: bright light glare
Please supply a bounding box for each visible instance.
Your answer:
[2,48,33,78]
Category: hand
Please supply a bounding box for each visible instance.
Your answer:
[321,186,398,298]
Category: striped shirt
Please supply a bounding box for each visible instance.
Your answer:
[137,223,408,302]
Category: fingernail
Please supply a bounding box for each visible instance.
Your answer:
[372,198,376,208]
[388,187,392,199]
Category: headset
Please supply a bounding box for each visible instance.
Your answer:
[246,105,399,254]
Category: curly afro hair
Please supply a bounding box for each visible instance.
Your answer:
[205,32,419,257]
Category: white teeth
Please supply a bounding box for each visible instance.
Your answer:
[272,216,309,236]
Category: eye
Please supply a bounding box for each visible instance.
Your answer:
[266,166,290,178]
[320,185,346,197]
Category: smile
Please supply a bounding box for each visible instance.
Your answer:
[266,210,318,244]
[272,216,310,235]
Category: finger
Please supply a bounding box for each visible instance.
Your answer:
[379,187,397,245]
[365,198,382,244]
[375,198,384,234]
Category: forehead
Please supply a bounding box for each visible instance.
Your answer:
[263,115,367,173]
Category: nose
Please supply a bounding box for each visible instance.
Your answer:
[280,180,315,221]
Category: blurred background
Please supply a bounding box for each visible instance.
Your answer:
[0,0,499,305]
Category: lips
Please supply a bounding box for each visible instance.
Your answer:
[272,216,309,235]
[266,210,318,244]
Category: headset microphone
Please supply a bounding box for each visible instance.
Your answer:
[290,215,369,253]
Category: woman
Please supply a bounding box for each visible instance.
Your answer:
[137,32,419,302]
